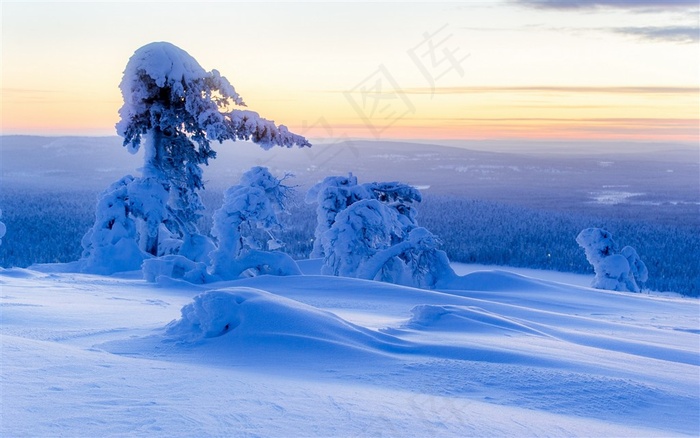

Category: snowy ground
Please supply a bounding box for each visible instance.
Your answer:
[1,262,698,437]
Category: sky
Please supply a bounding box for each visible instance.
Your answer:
[2,1,699,144]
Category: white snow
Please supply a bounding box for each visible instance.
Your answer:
[1,263,698,437]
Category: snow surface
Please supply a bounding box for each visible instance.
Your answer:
[1,263,698,437]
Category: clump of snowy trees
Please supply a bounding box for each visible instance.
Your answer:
[77,41,457,287]
[576,228,648,292]
[80,42,309,276]
[74,42,658,294]
[306,175,456,288]
[140,166,301,283]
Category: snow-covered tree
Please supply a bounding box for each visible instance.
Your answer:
[397,227,456,289]
[576,228,617,268]
[576,228,647,292]
[114,41,310,257]
[305,175,422,258]
[210,167,300,280]
[80,176,149,274]
[305,174,369,258]
[319,187,455,289]
[0,209,6,246]
[322,199,404,279]
[125,176,169,256]
[621,245,648,290]
[363,181,422,234]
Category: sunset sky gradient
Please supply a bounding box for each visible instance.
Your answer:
[2,1,698,144]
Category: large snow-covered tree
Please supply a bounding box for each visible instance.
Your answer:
[576,228,647,292]
[114,41,310,257]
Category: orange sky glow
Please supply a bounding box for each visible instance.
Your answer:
[2,2,698,145]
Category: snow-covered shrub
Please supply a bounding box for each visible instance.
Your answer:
[322,199,404,279]
[576,228,617,267]
[142,255,212,284]
[576,228,647,292]
[210,167,300,280]
[621,245,648,290]
[319,188,455,288]
[179,233,217,264]
[80,176,150,275]
[0,208,6,246]
[363,181,422,234]
[305,174,369,258]
[166,289,248,339]
[116,42,308,256]
[308,174,453,288]
[126,176,169,256]
[400,227,457,289]
[305,175,423,258]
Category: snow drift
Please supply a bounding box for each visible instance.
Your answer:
[165,287,404,354]
[2,265,698,437]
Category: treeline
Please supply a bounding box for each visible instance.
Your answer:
[1,188,698,296]
[0,188,95,267]
[417,196,699,297]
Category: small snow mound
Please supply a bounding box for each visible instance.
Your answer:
[166,288,405,354]
[166,289,250,339]
[407,304,451,324]
[443,270,558,292]
[405,304,546,336]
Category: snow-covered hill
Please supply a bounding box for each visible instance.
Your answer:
[2,263,697,437]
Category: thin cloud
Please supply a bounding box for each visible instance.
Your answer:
[402,117,697,124]
[461,23,699,45]
[612,26,699,43]
[2,88,60,94]
[401,86,699,95]
[515,0,698,9]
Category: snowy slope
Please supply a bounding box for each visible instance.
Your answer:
[1,265,698,437]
